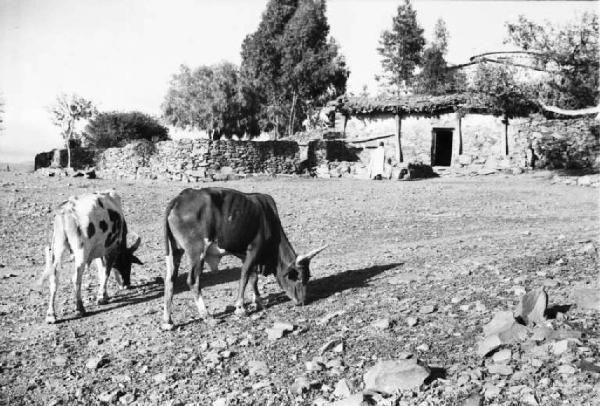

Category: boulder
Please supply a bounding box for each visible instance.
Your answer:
[515,288,548,326]
[573,287,600,311]
[363,358,430,394]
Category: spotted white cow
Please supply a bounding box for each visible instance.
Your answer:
[39,191,142,323]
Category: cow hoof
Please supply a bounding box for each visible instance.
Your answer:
[45,315,57,324]
[234,307,247,317]
[76,310,86,318]
[161,323,175,331]
[96,298,108,305]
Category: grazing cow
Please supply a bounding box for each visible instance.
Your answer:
[39,191,142,323]
[162,187,326,330]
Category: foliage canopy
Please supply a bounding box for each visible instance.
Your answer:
[240,0,349,136]
[505,12,599,109]
[84,111,169,149]
[49,94,97,168]
[376,0,425,94]
[162,63,249,139]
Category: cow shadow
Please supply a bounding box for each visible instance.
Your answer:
[55,266,243,322]
[309,262,404,303]
[55,263,400,323]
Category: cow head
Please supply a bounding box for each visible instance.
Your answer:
[279,245,327,306]
[113,234,142,288]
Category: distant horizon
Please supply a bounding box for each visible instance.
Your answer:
[1,0,597,163]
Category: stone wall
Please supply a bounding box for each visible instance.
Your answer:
[515,116,599,171]
[338,113,528,166]
[34,147,97,170]
[335,112,599,172]
[96,139,302,181]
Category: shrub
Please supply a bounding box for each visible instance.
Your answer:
[84,111,169,149]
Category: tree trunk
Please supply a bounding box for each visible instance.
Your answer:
[395,113,403,163]
[458,116,463,155]
[288,91,297,137]
[66,140,72,169]
[504,116,509,156]
[65,121,73,169]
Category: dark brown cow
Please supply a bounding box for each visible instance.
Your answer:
[162,187,326,330]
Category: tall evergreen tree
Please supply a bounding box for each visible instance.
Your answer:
[376,0,425,94]
[240,0,348,137]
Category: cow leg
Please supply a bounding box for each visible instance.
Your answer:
[95,257,110,305]
[249,272,264,311]
[45,217,69,323]
[45,253,59,323]
[72,255,87,317]
[188,257,211,319]
[234,254,258,316]
[162,248,183,331]
[45,244,66,323]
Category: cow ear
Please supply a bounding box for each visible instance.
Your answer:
[131,255,143,265]
[129,234,141,253]
[295,245,328,266]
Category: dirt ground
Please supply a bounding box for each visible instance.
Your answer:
[0,171,598,405]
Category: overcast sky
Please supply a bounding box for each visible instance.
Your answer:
[0,0,597,162]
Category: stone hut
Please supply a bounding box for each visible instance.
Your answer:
[327,94,535,168]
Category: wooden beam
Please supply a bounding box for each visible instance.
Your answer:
[458,116,463,155]
[343,133,395,144]
[395,113,403,163]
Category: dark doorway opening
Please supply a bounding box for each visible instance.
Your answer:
[431,128,453,166]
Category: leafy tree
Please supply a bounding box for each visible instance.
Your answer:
[469,62,537,155]
[415,46,448,95]
[415,18,467,95]
[162,63,248,139]
[376,0,425,94]
[432,18,448,54]
[49,94,96,168]
[505,12,599,109]
[240,0,348,137]
[84,111,169,149]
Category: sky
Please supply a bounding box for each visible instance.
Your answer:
[0,0,597,162]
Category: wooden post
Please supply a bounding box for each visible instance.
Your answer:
[503,115,509,156]
[458,116,463,155]
[342,115,348,137]
[395,113,403,163]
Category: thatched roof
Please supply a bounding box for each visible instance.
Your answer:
[328,93,537,119]
[328,94,470,118]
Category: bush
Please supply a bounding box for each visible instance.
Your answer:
[84,111,169,149]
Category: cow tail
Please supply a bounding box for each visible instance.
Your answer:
[37,232,55,288]
[164,198,178,256]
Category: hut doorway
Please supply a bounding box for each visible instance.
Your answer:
[431,128,453,166]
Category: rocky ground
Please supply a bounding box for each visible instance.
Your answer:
[0,171,598,406]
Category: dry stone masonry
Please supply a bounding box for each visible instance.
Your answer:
[33,117,599,182]
[96,139,302,181]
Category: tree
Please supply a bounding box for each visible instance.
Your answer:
[162,63,248,139]
[240,0,348,137]
[469,62,537,155]
[432,18,448,54]
[376,0,425,94]
[49,94,96,168]
[505,12,599,109]
[84,111,169,149]
[414,18,467,95]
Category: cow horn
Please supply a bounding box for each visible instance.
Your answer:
[296,245,328,265]
[129,233,141,252]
